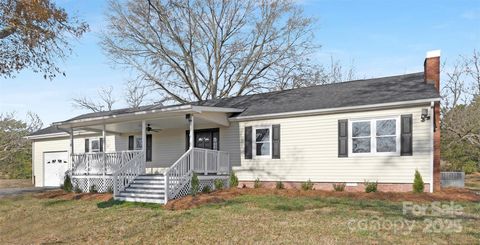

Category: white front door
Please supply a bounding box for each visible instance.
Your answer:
[44,151,69,187]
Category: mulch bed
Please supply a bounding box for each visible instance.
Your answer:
[164,187,480,211]
[34,190,112,202]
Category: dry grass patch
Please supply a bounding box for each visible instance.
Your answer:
[0,179,32,189]
[34,189,112,202]
[466,172,480,191]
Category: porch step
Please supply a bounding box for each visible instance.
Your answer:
[117,192,164,198]
[115,174,167,204]
[115,196,165,204]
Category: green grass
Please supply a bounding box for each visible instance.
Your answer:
[0,194,479,244]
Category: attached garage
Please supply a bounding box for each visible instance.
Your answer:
[43,151,69,187]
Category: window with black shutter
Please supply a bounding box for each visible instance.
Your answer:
[146,134,152,161]
[272,124,280,159]
[128,136,134,150]
[244,126,252,159]
[85,139,89,153]
[401,114,413,156]
[338,119,348,157]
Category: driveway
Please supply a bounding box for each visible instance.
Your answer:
[0,187,58,198]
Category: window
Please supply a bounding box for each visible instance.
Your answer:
[253,126,271,157]
[134,136,143,150]
[91,139,100,152]
[350,118,400,155]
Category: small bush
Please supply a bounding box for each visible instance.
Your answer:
[364,180,378,193]
[229,172,239,188]
[107,185,114,194]
[413,170,425,193]
[332,183,346,192]
[463,161,478,174]
[214,179,224,190]
[73,185,82,193]
[62,174,73,192]
[301,179,314,191]
[191,173,200,196]
[254,178,261,188]
[89,184,98,193]
[201,185,211,193]
[276,181,284,189]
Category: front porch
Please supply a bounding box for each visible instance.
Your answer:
[54,105,240,203]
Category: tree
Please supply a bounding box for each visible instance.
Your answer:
[72,86,117,112]
[0,0,88,79]
[125,80,150,109]
[101,0,317,104]
[0,112,43,178]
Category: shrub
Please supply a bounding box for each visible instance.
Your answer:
[107,185,114,194]
[301,179,314,191]
[276,181,284,189]
[332,183,346,192]
[202,185,211,193]
[364,180,377,193]
[62,174,73,192]
[214,179,224,190]
[89,184,98,193]
[413,170,425,193]
[73,185,82,193]
[254,178,261,188]
[463,161,478,174]
[229,172,239,188]
[191,172,200,196]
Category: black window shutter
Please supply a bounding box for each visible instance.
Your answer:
[272,124,281,159]
[401,114,413,156]
[128,136,134,150]
[338,119,348,157]
[100,138,104,152]
[244,126,252,159]
[85,139,89,153]
[146,134,152,161]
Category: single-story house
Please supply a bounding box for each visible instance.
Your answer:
[27,50,442,204]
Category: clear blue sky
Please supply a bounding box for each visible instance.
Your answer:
[1,0,479,126]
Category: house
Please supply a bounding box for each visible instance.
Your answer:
[27,50,442,203]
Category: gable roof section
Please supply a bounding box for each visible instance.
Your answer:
[29,125,65,136]
[195,72,439,117]
[31,72,439,136]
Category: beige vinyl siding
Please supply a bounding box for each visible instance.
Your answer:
[32,134,117,187]
[233,105,433,184]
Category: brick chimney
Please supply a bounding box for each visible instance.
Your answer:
[424,50,441,91]
[424,50,441,192]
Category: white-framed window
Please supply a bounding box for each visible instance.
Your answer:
[349,117,400,156]
[253,126,272,158]
[91,139,100,152]
[134,136,143,150]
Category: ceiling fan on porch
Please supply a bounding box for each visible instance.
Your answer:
[146,124,162,133]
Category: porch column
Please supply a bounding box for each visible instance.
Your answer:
[189,114,194,150]
[142,120,147,173]
[70,128,74,171]
[102,125,106,188]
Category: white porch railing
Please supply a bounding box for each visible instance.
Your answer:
[72,151,142,175]
[192,148,230,175]
[164,148,230,201]
[112,151,146,196]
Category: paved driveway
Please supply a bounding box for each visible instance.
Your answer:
[0,187,58,198]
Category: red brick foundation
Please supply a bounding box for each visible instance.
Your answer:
[238,181,431,193]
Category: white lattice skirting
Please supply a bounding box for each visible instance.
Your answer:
[71,176,113,193]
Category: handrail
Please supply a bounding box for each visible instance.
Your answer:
[164,148,193,201]
[112,151,145,197]
[72,151,142,175]
[192,148,230,175]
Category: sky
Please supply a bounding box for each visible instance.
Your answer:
[0,0,479,126]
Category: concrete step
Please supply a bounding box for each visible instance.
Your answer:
[115,196,165,204]
[118,192,164,199]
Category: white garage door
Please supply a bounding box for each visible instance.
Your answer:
[44,152,69,187]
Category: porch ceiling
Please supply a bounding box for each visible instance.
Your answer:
[68,112,231,134]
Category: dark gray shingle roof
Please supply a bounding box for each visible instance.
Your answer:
[29,125,64,136]
[31,72,439,136]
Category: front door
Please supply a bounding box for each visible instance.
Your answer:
[186,128,219,150]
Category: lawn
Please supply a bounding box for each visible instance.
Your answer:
[0,179,32,189]
[466,172,480,192]
[0,191,479,244]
